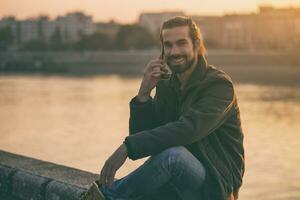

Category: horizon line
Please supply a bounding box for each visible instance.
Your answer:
[1,3,299,24]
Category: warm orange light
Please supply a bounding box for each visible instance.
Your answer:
[0,0,299,23]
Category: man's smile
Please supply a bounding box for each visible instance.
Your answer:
[168,56,186,65]
[172,57,185,64]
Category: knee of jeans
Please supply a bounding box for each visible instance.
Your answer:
[160,146,186,157]
[157,146,206,187]
[159,146,189,167]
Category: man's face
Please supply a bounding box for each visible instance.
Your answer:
[162,26,198,74]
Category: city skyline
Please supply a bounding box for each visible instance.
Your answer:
[1,0,300,23]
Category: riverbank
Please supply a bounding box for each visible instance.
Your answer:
[1,50,299,87]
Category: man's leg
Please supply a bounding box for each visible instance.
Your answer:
[100,146,206,200]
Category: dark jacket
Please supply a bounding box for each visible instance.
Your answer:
[124,56,245,200]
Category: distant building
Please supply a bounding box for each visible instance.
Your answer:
[17,16,57,43]
[19,19,39,42]
[0,12,97,46]
[37,16,57,43]
[0,5,299,50]
[0,12,96,46]
[191,16,222,48]
[95,21,120,38]
[0,16,57,44]
[56,12,95,43]
[220,14,254,49]
[254,5,300,49]
[194,5,300,49]
[139,11,185,36]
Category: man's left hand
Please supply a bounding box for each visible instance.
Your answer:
[100,143,128,188]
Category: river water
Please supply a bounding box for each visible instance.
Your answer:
[0,74,299,199]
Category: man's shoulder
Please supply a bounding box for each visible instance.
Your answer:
[205,65,234,86]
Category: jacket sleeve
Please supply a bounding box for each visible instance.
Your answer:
[129,94,161,135]
[124,81,235,160]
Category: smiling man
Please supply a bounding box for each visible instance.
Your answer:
[82,16,245,200]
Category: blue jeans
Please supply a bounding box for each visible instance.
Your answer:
[100,146,206,200]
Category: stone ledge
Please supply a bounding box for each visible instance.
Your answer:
[12,171,51,200]
[0,150,99,200]
[0,165,17,194]
[46,181,87,200]
[0,193,22,200]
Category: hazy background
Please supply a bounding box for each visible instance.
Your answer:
[1,0,300,23]
[0,1,300,199]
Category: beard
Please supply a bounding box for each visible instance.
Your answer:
[166,54,196,74]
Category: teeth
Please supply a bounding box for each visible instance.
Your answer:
[173,58,184,63]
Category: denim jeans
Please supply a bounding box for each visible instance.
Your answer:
[100,146,206,200]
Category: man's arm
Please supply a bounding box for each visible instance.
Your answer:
[129,96,156,135]
[129,58,166,135]
[100,144,128,188]
[124,81,235,160]
[99,58,166,186]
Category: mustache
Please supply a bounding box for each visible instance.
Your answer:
[167,55,186,60]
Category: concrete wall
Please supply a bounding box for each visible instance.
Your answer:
[0,150,99,200]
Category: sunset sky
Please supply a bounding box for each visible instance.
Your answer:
[0,0,299,23]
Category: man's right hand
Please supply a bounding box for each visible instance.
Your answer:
[137,58,166,102]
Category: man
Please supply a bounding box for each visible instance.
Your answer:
[82,16,245,200]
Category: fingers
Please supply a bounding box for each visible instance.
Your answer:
[160,65,169,73]
[100,162,117,188]
[104,167,113,188]
[151,71,161,78]
[146,59,164,71]
[150,58,164,65]
[144,65,163,79]
[149,62,166,76]
[107,170,116,188]
[99,165,106,186]
[100,163,111,187]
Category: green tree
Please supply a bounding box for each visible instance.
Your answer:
[21,39,48,51]
[49,27,64,50]
[0,26,14,51]
[115,25,157,50]
[75,32,113,50]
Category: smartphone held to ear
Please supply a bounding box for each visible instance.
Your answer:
[161,64,172,80]
[160,49,172,81]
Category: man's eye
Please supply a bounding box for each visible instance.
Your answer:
[164,43,172,48]
[178,41,187,46]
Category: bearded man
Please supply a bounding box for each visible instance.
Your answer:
[83,16,245,200]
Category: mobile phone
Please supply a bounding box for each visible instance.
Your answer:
[160,48,172,80]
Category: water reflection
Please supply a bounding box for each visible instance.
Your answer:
[0,75,299,200]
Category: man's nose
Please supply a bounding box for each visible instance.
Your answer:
[170,45,180,55]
